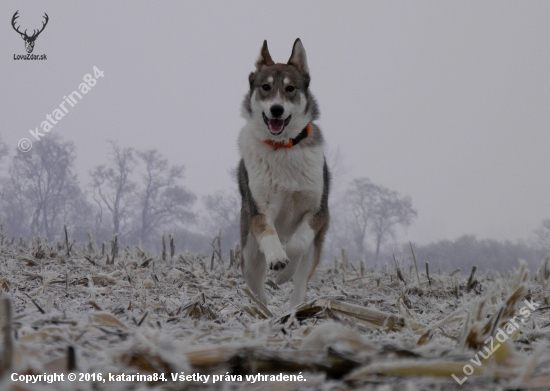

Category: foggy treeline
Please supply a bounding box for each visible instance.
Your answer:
[0,134,548,274]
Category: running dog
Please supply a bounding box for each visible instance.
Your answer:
[237,38,330,309]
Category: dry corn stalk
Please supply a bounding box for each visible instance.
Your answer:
[312,298,404,331]
[0,297,13,376]
[463,262,529,350]
[243,287,273,318]
[186,345,360,378]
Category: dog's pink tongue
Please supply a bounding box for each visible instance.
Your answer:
[269,119,284,134]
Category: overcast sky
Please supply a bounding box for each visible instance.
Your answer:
[1,1,550,245]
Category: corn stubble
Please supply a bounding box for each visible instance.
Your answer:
[0,235,549,390]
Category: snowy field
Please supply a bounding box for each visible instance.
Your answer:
[0,238,549,390]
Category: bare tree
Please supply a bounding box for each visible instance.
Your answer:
[322,147,352,261]
[90,141,136,238]
[203,189,240,252]
[202,166,242,253]
[346,178,378,256]
[345,177,417,261]
[0,136,8,169]
[204,191,239,229]
[534,219,550,253]
[3,135,88,240]
[135,149,196,246]
[369,185,417,260]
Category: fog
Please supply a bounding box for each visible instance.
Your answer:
[2,1,550,262]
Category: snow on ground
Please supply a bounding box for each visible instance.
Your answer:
[0,238,549,390]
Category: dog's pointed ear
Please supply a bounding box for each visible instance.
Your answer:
[255,40,275,69]
[287,38,309,75]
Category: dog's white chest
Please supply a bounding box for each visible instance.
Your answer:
[239,127,325,221]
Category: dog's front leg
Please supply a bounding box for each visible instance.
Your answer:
[274,213,315,285]
[250,214,289,271]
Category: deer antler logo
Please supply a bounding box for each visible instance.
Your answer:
[11,11,49,54]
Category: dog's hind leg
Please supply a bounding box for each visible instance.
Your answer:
[242,233,269,304]
[287,160,330,307]
[288,244,315,309]
[274,256,298,285]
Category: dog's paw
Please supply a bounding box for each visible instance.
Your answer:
[261,234,289,271]
[270,258,289,271]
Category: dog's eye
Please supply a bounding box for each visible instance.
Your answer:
[285,86,296,93]
[261,84,271,91]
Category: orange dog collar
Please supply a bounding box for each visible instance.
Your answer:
[264,124,311,150]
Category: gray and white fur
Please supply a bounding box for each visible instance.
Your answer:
[237,38,330,309]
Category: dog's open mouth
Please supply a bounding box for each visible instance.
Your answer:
[263,112,292,135]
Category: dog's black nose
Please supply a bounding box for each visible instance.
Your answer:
[270,105,284,118]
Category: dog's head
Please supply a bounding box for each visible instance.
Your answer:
[242,39,319,141]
